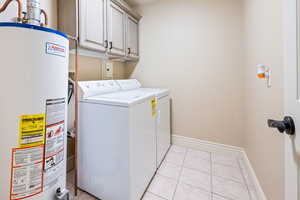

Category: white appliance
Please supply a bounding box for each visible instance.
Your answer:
[116,80,171,168]
[78,80,157,200]
[0,23,69,200]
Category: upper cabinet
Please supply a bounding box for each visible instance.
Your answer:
[58,0,141,61]
[107,1,126,56]
[79,0,107,52]
[126,15,139,58]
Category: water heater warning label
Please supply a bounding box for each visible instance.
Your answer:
[46,42,66,57]
[10,145,44,200]
[19,114,46,147]
[43,98,66,191]
[44,98,65,171]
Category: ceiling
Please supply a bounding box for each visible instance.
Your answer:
[125,0,159,6]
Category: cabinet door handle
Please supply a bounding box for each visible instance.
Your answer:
[104,40,108,49]
[109,41,113,50]
[128,48,131,54]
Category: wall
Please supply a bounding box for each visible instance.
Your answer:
[69,54,127,81]
[127,0,245,147]
[243,0,284,199]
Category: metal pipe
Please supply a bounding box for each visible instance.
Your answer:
[40,9,48,27]
[74,39,79,197]
[67,34,79,197]
[74,1,80,196]
[26,0,40,25]
[0,0,23,22]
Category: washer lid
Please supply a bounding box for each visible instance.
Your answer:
[78,80,121,99]
[81,90,156,107]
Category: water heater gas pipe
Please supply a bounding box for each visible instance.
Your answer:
[0,0,48,26]
[0,0,22,22]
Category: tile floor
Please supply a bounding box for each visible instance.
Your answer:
[67,170,97,200]
[67,145,259,200]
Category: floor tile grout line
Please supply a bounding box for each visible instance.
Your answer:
[147,191,169,200]
[175,179,212,194]
[154,173,179,182]
[237,158,252,200]
[212,161,240,169]
[212,192,236,200]
[180,161,246,186]
[180,165,211,176]
[172,144,213,155]
[171,147,188,200]
[211,174,247,186]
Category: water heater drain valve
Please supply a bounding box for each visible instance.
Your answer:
[56,188,70,200]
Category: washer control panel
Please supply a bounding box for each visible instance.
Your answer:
[116,79,141,91]
[78,80,121,99]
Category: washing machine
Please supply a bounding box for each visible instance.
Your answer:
[78,80,156,200]
[116,80,171,168]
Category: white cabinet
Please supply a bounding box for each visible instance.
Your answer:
[79,0,107,52]
[58,0,141,61]
[107,1,126,56]
[126,15,139,58]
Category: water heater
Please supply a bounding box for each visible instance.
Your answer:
[0,23,69,200]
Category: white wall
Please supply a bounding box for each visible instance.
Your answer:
[127,0,245,147]
[243,0,284,199]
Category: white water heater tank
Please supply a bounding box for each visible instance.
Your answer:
[0,23,69,200]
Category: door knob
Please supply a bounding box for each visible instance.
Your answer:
[267,116,295,135]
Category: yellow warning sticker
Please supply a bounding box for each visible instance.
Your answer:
[152,98,157,116]
[19,114,46,147]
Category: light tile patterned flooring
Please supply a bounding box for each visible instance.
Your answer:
[67,145,259,200]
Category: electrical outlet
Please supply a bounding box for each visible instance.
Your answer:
[102,62,114,79]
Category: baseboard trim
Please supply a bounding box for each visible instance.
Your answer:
[172,134,267,200]
[172,135,244,157]
[241,151,268,200]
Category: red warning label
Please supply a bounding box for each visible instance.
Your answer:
[10,145,44,200]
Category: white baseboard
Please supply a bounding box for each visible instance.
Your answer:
[172,135,244,157]
[240,151,268,200]
[172,134,267,200]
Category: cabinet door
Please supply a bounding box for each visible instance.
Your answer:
[79,0,107,52]
[126,15,139,58]
[107,1,126,56]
